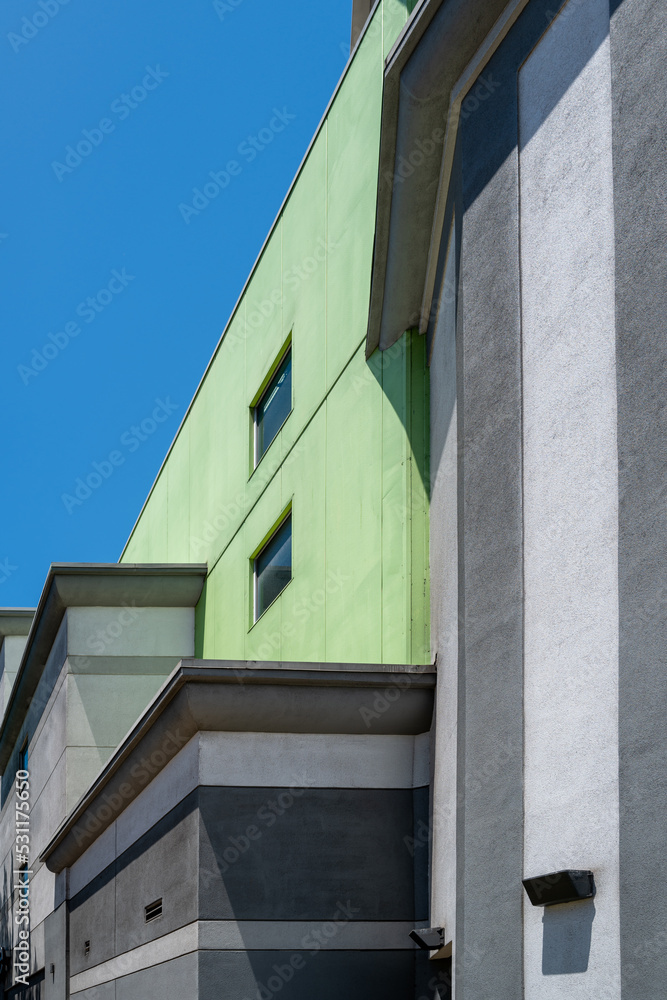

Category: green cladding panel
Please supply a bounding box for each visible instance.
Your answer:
[122,1,429,665]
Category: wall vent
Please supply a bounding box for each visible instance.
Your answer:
[145,898,163,922]
[84,941,90,956]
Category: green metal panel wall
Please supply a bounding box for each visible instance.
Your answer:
[121,0,430,665]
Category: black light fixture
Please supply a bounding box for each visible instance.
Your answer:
[410,927,445,950]
[522,870,596,907]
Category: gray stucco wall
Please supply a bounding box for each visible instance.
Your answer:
[427,0,632,996]
[199,785,427,922]
[610,0,667,995]
[455,13,525,996]
[199,950,415,1000]
[69,792,199,977]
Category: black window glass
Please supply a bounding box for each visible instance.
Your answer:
[255,350,291,463]
[255,516,292,619]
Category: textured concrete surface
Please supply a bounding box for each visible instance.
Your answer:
[199,949,415,1000]
[69,792,199,973]
[199,785,426,921]
[428,138,461,948]
[520,2,620,995]
[610,0,667,995]
[456,17,525,995]
[198,731,428,789]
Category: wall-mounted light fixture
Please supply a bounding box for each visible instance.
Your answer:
[410,927,445,950]
[522,870,596,907]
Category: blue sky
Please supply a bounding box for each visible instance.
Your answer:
[1,0,351,607]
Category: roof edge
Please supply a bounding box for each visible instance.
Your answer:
[41,658,436,872]
[0,564,207,773]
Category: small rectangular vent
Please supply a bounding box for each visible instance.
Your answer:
[84,941,90,956]
[145,898,163,922]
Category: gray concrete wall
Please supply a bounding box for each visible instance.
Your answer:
[610,0,667,995]
[428,0,628,996]
[0,635,29,718]
[455,14,525,995]
[428,138,461,956]
[69,791,199,977]
[66,725,430,996]
[199,785,425,921]
[519,0,620,995]
[0,604,197,995]
[199,949,415,1000]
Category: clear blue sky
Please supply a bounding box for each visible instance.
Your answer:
[1,0,352,607]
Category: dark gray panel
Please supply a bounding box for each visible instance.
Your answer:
[115,953,197,1000]
[610,0,667,995]
[69,792,199,968]
[69,870,116,976]
[199,786,422,921]
[415,955,452,1000]
[199,950,414,1000]
[114,792,199,955]
[43,903,67,1000]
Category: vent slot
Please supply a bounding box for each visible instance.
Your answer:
[145,898,163,922]
[84,941,90,956]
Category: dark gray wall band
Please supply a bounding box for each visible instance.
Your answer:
[199,786,427,922]
[199,950,415,1000]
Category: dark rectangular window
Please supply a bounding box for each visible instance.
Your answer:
[254,349,292,464]
[254,515,292,620]
[18,739,28,774]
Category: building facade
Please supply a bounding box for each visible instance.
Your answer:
[1,0,666,997]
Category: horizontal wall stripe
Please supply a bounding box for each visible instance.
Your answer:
[69,731,429,897]
[70,919,419,992]
[199,732,429,790]
[70,922,198,993]
[199,919,418,951]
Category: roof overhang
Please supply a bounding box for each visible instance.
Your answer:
[0,610,35,639]
[366,0,529,355]
[41,657,436,872]
[0,563,207,773]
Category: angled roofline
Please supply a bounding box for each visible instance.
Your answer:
[0,610,35,639]
[119,0,388,561]
[41,657,436,872]
[0,564,207,773]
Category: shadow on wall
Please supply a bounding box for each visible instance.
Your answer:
[542,899,595,975]
[368,328,430,497]
[464,0,612,210]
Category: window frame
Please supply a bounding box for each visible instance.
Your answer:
[250,339,293,472]
[251,509,293,624]
[18,737,28,774]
